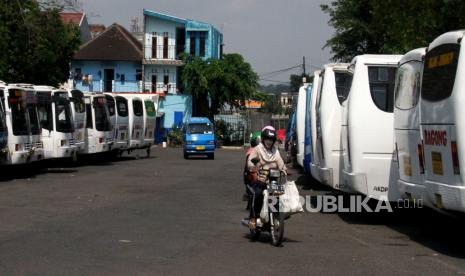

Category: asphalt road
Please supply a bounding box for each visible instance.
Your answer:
[1,147,465,275]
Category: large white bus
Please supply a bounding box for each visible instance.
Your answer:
[69,90,86,154]
[104,93,129,152]
[315,63,352,191]
[420,30,465,212]
[309,70,321,181]
[35,86,76,159]
[0,84,44,164]
[341,55,402,201]
[83,93,113,154]
[296,84,309,168]
[393,48,429,205]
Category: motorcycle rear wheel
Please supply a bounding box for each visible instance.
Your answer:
[270,212,285,246]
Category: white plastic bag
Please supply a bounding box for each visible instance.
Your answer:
[280,181,304,213]
[260,190,270,223]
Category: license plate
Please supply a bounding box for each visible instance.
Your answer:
[432,151,443,175]
[403,156,412,176]
[271,183,285,193]
[196,146,205,150]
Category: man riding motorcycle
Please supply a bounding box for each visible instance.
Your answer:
[246,126,287,230]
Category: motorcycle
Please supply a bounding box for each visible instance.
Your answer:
[242,158,286,246]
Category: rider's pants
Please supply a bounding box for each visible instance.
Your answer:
[248,181,265,219]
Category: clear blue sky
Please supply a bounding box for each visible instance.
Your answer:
[80,0,334,84]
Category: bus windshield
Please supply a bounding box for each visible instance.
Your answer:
[0,93,6,133]
[421,43,460,102]
[335,71,351,104]
[188,123,213,134]
[37,92,53,131]
[145,100,156,117]
[8,90,28,136]
[395,61,422,110]
[94,97,112,131]
[27,104,41,135]
[54,92,73,133]
[71,90,85,114]
[115,97,128,117]
[105,95,116,117]
[133,100,143,117]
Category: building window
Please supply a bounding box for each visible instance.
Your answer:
[199,32,206,57]
[136,69,142,81]
[190,33,196,56]
[151,75,157,93]
[152,33,157,59]
[163,32,169,59]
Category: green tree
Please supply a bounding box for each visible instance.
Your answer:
[290,73,311,92]
[0,0,80,85]
[321,0,465,62]
[262,94,283,114]
[181,53,259,118]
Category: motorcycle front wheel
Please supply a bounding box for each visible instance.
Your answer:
[269,211,285,246]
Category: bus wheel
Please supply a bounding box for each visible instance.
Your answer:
[208,153,214,160]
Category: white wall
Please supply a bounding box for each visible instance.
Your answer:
[144,16,183,60]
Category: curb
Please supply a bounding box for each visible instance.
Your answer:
[221,146,244,150]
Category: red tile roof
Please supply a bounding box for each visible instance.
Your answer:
[60,13,84,26]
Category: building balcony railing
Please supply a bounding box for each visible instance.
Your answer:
[72,79,143,92]
[142,82,178,94]
[144,45,185,63]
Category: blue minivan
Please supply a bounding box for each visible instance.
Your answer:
[183,117,215,159]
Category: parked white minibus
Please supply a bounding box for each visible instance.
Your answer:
[309,70,321,181]
[138,93,159,155]
[420,30,465,211]
[125,95,144,150]
[341,55,402,201]
[1,84,44,164]
[69,89,86,154]
[393,48,429,205]
[35,86,76,159]
[83,93,113,154]
[315,63,351,191]
[104,93,129,151]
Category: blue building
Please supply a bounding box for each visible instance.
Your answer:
[142,9,223,94]
[70,23,142,92]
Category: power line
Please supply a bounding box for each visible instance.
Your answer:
[259,78,290,84]
[258,64,302,77]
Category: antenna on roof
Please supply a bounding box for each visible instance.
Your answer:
[130,17,141,33]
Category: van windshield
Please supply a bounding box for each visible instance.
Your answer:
[421,43,460,102]
[54,92,73,133]
[8,89,28,136]
[188,123,213,134]
[94,97,112,131]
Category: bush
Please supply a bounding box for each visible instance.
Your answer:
[167,127,183,147]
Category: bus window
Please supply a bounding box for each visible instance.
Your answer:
[316,71,325,109]
[395,61,422,110]
[342,71,353,103]
[145,100,156,117]
[133,100,143,117]
[421,43,460,102]
[94,97,111,132]
[71,90,85,113]
[37,92,53,131]
[54,93,73,133]
[86,103,93,129]
[105,95,115,117]
[8,90,28,136]
[27,104,41,135]
[115,97,128,117]
[335,72,351,104]
[368,66,397,112]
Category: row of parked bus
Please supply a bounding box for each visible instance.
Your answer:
[0,82,159,165]
[293,30,465,214]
